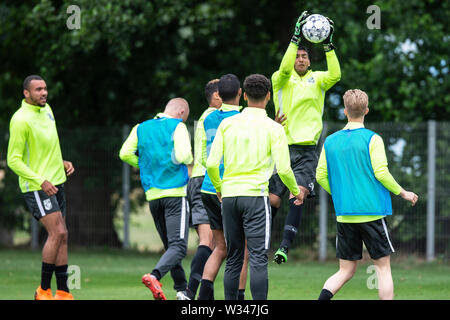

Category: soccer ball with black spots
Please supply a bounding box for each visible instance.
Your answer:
[301,14,331,44]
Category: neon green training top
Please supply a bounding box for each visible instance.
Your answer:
[191,107,217,178]
[206,107,300,198]
[7,99,67,193]
[119,113,193,201]
[316,122,403,223]
[272,43,341,145]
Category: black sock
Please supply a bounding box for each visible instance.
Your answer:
[55,265,69,292]
[188,245,212,299]
[318,288,334,300]
[151,269,162,281]
[238,289,245,300]
[280,199,303,249]
[198,279,214,300]
[270,206,279,220]
[41,262,55,290]
[270,206,279,232]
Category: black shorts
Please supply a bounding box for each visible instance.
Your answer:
[336,218,395,261]
[201,192,222,230]
[269,145,318,198]
[187,176,210,226]
[23,184,66,221]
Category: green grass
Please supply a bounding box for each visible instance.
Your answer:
[0,248,449,300]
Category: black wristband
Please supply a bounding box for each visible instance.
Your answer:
[291,35,301,45]
[323,43,335,52]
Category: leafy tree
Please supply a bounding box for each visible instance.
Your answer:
[0,0,448,249]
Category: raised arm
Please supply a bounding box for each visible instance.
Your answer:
[317,50,341,91]
[272,11,310,92]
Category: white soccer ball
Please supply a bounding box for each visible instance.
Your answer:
[301,14,331,44]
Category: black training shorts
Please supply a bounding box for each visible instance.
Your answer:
[336,218,395,260]
[269,144,318,198]
[23,184,66,221]
[187,176,210,226]
[201,192,222,230]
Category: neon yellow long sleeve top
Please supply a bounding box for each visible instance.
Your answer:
[7,100,66,192]
[191,107,217,178]
[119,113,193,201]
[272,43,341,145]
[316,122,403,223]
[206,107,300,198]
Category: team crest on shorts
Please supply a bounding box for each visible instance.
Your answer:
[43,199,53,210]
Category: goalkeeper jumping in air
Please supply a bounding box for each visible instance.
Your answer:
[269,11,341,264]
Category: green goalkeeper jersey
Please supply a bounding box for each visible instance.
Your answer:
[272,43,341,145]
[7,99,67,193]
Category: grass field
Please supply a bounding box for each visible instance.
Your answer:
[0,248,449,300]
[3,208,450,300]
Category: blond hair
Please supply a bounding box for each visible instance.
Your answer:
[343,89,368,118]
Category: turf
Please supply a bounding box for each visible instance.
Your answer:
[0,249,449,300]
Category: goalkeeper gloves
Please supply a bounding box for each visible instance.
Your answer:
[291,11,309,45]
[323,17,335,52]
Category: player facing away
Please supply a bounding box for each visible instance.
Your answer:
[7,75,75,300]
[270,10,341,264]
[119,98,193,300]
[177,80,222,300]
[197,74,249,300]
[316,89,418,300]
[206,74,303,300]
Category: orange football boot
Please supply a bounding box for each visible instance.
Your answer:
[54,290,74,300]
[34,286,54,300]
[142,273,167,300]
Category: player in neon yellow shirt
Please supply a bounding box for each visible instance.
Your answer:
[197,74,249,300]
[316,89,418,300]
[270,11,341,264]
[207,74,302,300]
[178,79,222,300]
[7,75,75,300]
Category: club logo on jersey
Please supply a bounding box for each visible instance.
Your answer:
[43,199,53,211]
[47,113,55,121]
[307,77,315,84]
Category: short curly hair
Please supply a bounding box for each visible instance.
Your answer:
[243,74,271,102]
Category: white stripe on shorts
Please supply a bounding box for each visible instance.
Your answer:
[264,196,270,250]
[180,197,186,239]
[382,218,395,253]
[33,191,46,217]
